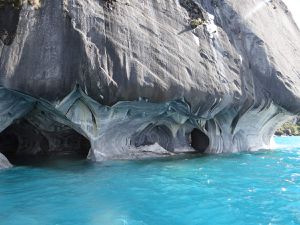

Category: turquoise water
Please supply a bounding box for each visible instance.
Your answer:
[0,137,300,225]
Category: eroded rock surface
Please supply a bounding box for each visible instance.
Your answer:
[0,0,300,162]
[0,87,90,165]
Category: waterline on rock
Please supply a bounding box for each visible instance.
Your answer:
[0,85,294,166]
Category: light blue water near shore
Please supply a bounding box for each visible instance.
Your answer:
[0,137,300,225]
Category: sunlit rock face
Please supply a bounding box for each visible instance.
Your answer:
[0,0,300,163]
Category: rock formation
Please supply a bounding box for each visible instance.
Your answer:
[0,152,12,169]
[0,0,300,164]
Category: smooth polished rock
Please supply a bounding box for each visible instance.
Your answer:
[0,0,299,160]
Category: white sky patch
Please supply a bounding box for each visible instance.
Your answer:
[283,0,300,27]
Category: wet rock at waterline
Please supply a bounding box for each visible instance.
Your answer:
[0,0,300,163]
[0,85,293,164]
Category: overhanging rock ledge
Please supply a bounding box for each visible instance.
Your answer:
[0,0,300,164]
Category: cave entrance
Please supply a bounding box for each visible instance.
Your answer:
[0,118,91,166]
[131,124,174,151]
[190,128,209,153]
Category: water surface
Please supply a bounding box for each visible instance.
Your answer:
[0,137,300,225]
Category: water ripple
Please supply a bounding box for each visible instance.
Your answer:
[0,137,300,225]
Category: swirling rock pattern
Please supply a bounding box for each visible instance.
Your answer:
[0,0,300,164]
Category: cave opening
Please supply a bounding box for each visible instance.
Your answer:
[131,124,174,151]
[190,128,209,153]
[0,118,91,166]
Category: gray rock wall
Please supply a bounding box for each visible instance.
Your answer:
[0,0,300,162]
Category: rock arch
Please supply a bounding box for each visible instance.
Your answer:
[131,124,174,151]
[0,117,90,165]
[0,87,91,166]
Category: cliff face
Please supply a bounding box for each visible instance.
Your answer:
[0,0,300,164]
